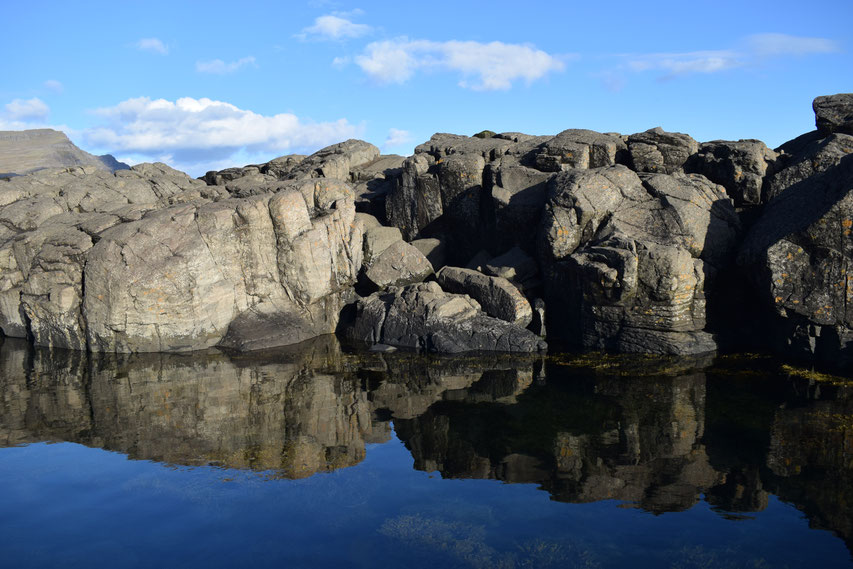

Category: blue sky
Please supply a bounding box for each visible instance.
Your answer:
[1,0,850,176]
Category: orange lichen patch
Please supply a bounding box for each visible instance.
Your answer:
[843,219,853,229]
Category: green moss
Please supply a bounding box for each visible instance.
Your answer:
[472,130,497,139]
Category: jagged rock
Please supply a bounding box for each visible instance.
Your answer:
[686,140,777,206]
[539,165,740,355]
[285,139,380,181]
[362,240,433,291]
[385,154,441,241]
[739,149,853,368]
[437,266,532,327]
[345,281,546,353]
[627,127,699,174]
[487,159,553,251]
[0,129,128,176]
[765,131,853,202]
[350,154,405,220]
[814,93,853,136]
[410,237,446,271]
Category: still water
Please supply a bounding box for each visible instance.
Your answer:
[1,336,851,568]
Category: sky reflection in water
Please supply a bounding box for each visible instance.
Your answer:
[0,336,851,568]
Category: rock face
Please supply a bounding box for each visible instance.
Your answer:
[686,140,777,206]
[539,165,740,355]
[0,129,128,177]
[346,282,546,353]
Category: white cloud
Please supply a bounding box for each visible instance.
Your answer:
[746,33,840,57]
[384,128,412,148]
[300,14,372,40]
[613,33,839,83]
[196,56,257,74]
[4,98,50,122]
[83,96,362,174]
[136,37,168,55]
[44,79,64,93]
[625,50,741,77]
[353,38,567,90]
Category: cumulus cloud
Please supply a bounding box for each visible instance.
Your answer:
[613,33,839,82]
[44,79,64,93]
[196,56,257,74]
[83,96,362,174]
[136,37,169,55]
[384,128,412,148]
[352,38,567,90]
[299,13,372,40]
[4,98,50,122]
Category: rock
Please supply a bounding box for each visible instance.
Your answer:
[813,93,853,136]
[530,298,546,337]
[437,266,533,327]
[350,154,405,220]
[362,240,433,291]
[482,246,540,291]
[410,237,447,271]
[533,129,626,172]
[363,225,403,265]
[765,132,853,202]
[686,140,777,206]
[465,250,491,271]
[487,159,554,251]
[739,149,853,369]
[345,281,547,353]
[385,154,442,241]
[539,165,740,355]
[627,127,699,174]
[0,129,128,176]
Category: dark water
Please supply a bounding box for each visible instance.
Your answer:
[1,336,851,569]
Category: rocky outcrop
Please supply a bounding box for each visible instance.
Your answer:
[346,282,546,353]
[686,140,777,206]
[0,129,128,177]
[539,165,740,354]
[627,127,699,174]
[813,93,853,136]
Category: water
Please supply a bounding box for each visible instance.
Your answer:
[0,336,851,568]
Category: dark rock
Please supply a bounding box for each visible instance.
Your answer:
[627,127,699,174]
[686,140,777,206]
[814,93,853,136]
[483,246,540,292]
[437,266,532,327]
[363,225,403,265]
[385,154,441,241]
[765,132,853,202]
[487,159,553,251]
[345,281,547,353]
[533,129,626,172]
[739,149,853,369]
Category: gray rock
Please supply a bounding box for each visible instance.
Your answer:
[465,250,491,271]
[813,93,853,136]
[385,154,442,241]
[533,129,626,172]
[530,298,546,337]
[362,240,433,291]
[363,225,403,265]
[539,165,740,355]
[487,159,554,251]
[627,127,699,174]
[686,140,777,206]
[0,129,128,176]
[410,237,447,271]
[345,281,547,353]
[483,246,540,291]
[437,266,532,327]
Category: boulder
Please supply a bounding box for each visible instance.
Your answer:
[686,140,777,206]
[363,225,403,265]
[482,246,540,292]
[533,129,626,172]
[627,127,699,174]
[345,281,547,353]
[362,240,433,291]
[410,237,446,271]
[487,159,554,251]
[739,148,853,368]
[813,93,853,136]
[539,165,740,355]
[765,132,853,202]
[437,266,532,327]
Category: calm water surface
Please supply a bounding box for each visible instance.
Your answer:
[1,336,851,568]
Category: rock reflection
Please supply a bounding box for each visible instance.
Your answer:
[1,338,851,552]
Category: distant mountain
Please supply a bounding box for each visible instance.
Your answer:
[0,129,129,177]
